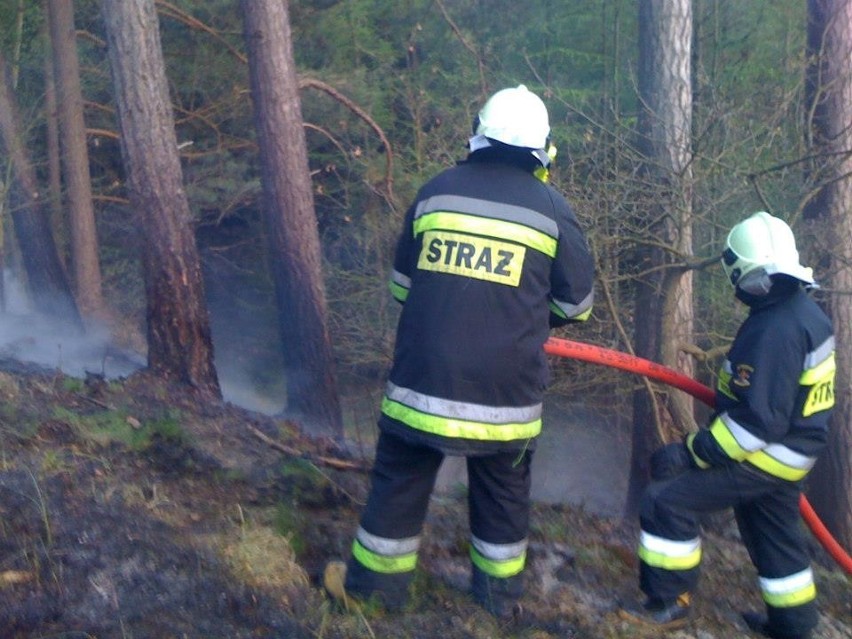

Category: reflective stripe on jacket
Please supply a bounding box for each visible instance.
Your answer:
[380,153,594,454]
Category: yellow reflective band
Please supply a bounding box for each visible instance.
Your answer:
[716,366,736,400]
[549,301,566,318]
[685,432,711,469]
[549,298,593,322]
[414,211,558,257]
[351,539,417,575]
[762,582,817,608]
[746,452,811,481]
[759,569,817,608]
[470,546,526,578]
[418,230,526,286]
[709,417,750,461]
[801,354,835,417]
[638,544,702,571]
[381,397,542,442]
[389,280,409,302]
[799,352,835,385]
[572,306,592,322]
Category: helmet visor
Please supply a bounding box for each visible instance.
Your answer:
[721,247,742,285]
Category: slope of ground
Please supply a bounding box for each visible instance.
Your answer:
[0,363,849,639]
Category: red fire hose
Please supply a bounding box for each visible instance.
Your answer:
[544,336,852,575]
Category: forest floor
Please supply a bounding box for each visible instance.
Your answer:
[0,361,849,639]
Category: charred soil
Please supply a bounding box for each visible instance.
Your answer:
[0,363,849,639]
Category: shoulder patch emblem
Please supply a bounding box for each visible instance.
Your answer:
[733,363,754,387]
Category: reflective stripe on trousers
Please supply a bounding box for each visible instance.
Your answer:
[638,530,702,571]
[470,535,527,578]
[352,526,420,574]
[759,567,817,608]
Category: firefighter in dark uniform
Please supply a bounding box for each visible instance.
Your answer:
[324,85,595,616]
[619,211,835,639]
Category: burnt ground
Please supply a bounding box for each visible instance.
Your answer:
[0,362,849,639]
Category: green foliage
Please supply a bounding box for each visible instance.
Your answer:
[52,406,189,452]
[277,457,331,505]
[0,404,39,444]
[0,0,45,70]
[272,501,307,557]
[0,0,822,412]
[59,377,84,393]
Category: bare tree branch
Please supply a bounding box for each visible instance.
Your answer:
[299,77,397,207]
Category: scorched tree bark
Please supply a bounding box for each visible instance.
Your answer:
[101,0,220,398]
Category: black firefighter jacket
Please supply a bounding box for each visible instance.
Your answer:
[688,280,835,481]
[378,149,595,456]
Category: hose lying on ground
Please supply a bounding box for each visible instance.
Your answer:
[544,336,852,575]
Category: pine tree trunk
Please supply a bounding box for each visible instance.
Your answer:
[626,0,694,517]
[41,2,63,256]
[48,0,106,323]
[101,0,220,398]
[804,0,852,550]
[240,0,343,439]
[0,48,81,327]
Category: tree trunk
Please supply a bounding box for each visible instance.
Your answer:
[803,0,852,550]
[41,2,64,259]
[626,0,695,517]
[0,48,81,327]
[240,0,343,440]
[47,0,106,323]
[101,0,220,398]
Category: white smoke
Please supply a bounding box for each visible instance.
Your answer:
[0,270,145,379]
[0,270,283,415]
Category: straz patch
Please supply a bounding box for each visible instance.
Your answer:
[803,370,835,417]
[417,230,525,286]
[803,378,835,416]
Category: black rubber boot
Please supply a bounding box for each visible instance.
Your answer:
[618,593,691,629]
[742,611,812,639]
[471,565,524,620]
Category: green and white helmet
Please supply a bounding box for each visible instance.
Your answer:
[722,211,815,293]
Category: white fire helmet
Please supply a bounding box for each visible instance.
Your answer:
[722,211,815,293]
[475,85,550,153]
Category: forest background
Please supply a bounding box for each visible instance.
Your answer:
[0,2,851,638]
[0,0,850,582]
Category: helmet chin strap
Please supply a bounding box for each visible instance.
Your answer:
[469,134,553,169]
[468,133,492,153]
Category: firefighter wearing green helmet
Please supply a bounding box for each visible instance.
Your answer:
[323,85,595,617]
[619,211,835,639]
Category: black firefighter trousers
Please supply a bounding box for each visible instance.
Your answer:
[345,430,531,610]
[639,462,817,636]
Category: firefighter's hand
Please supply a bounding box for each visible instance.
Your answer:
[650,442,694,480]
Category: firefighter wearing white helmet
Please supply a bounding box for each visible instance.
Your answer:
[722,211,815,295]
[323,85,594,617]
[620,211,834,639]
[473,84,553,168]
